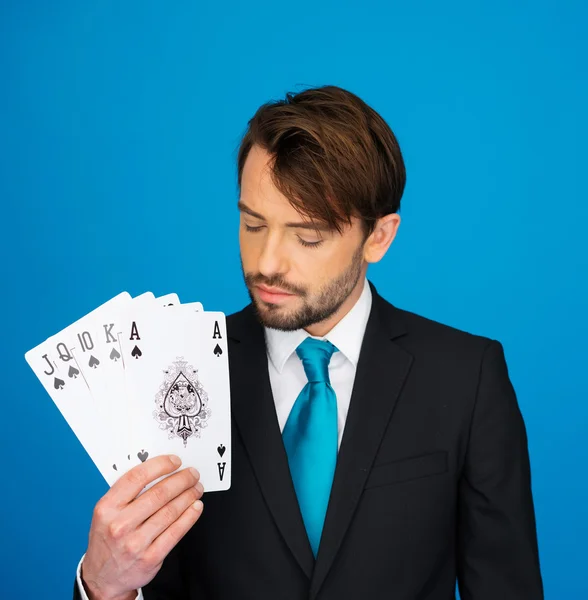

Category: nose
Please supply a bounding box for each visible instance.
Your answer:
[257,231,288,278]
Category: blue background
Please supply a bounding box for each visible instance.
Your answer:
[1,1,586,598]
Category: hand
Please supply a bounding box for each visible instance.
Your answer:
[81,454,204,600]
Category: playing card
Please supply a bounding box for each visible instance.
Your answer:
[121,306,231,492]
[183,301,204,312]
[25,289,211,489]
[42,292,133,473]
[154,293,180,308]
[25,339,120,485]
[111,292,185,470]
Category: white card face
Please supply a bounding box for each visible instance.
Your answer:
[121,308,231,492]
[116,293,159,368]
[132,292,155,304]
[83,294,136,474]
[182,301,203,312]
[25,340,120,486]
[155,293,180,307]
[111,292,184,470]
[25,290,218,491]
[43,292,133,473]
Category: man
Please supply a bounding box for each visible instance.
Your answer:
[74,85,543,599]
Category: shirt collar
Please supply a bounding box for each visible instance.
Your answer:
[264,277,373,373]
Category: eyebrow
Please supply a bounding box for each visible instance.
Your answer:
[237,200,333,232]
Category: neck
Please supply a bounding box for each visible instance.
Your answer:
[304,273,367,338]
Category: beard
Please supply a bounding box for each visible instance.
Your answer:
[241,244,365,331]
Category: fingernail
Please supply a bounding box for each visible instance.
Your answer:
[195,481,204,494]
[192,500,204,512]
[170,455,182,467]
[189,467,200,479]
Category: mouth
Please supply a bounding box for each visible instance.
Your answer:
[255,284,297,304]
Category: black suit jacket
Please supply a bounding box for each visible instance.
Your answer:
[74,281,543,599]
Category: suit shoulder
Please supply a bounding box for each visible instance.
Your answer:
[384,301,497,355]
[382,302,503,382]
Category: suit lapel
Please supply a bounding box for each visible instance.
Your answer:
[227,281,414,589]
[229,306,315,579]
[309,283,414,600]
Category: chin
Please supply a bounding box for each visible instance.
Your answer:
[252,299,297,330]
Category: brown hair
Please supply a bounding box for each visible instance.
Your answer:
[236,84,406,238]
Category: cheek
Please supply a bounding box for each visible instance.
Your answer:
[291,247,335,283]
[239,231,259,268]
[305,239,360,282]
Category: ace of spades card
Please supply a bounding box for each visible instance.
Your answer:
[121,306,231,493]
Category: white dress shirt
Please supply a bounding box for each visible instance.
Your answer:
[265,276,372,449]
[76,277,373,600]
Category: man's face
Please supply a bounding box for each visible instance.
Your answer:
[238,144,368,331]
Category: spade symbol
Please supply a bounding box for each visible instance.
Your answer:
[110,347,121,362]
[213,344,222,357]
[137,449,149,462]
[217,444,226,457]
[131,345,142,359]
[68,365,79,378]
[88,355,100,369]
[54,377,65,390]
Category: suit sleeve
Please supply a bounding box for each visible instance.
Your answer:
[456,340,544,600]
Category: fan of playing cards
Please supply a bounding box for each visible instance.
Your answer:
[25,291,231,492]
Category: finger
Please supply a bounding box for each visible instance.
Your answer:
[138,484,204,547]
[108,455,186,507]
[122,467,201,530]
[144,499,204,565]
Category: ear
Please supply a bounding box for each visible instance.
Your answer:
[363,213,401,263]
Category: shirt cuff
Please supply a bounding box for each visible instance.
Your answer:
[76,554,143,600]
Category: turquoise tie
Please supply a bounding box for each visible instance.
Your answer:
[282,337,339,557]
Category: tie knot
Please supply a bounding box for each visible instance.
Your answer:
[296,337,338,384]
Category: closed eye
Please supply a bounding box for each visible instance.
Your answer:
[297,237,324,248]
[244,223,324,248]
[244,224,264,233]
